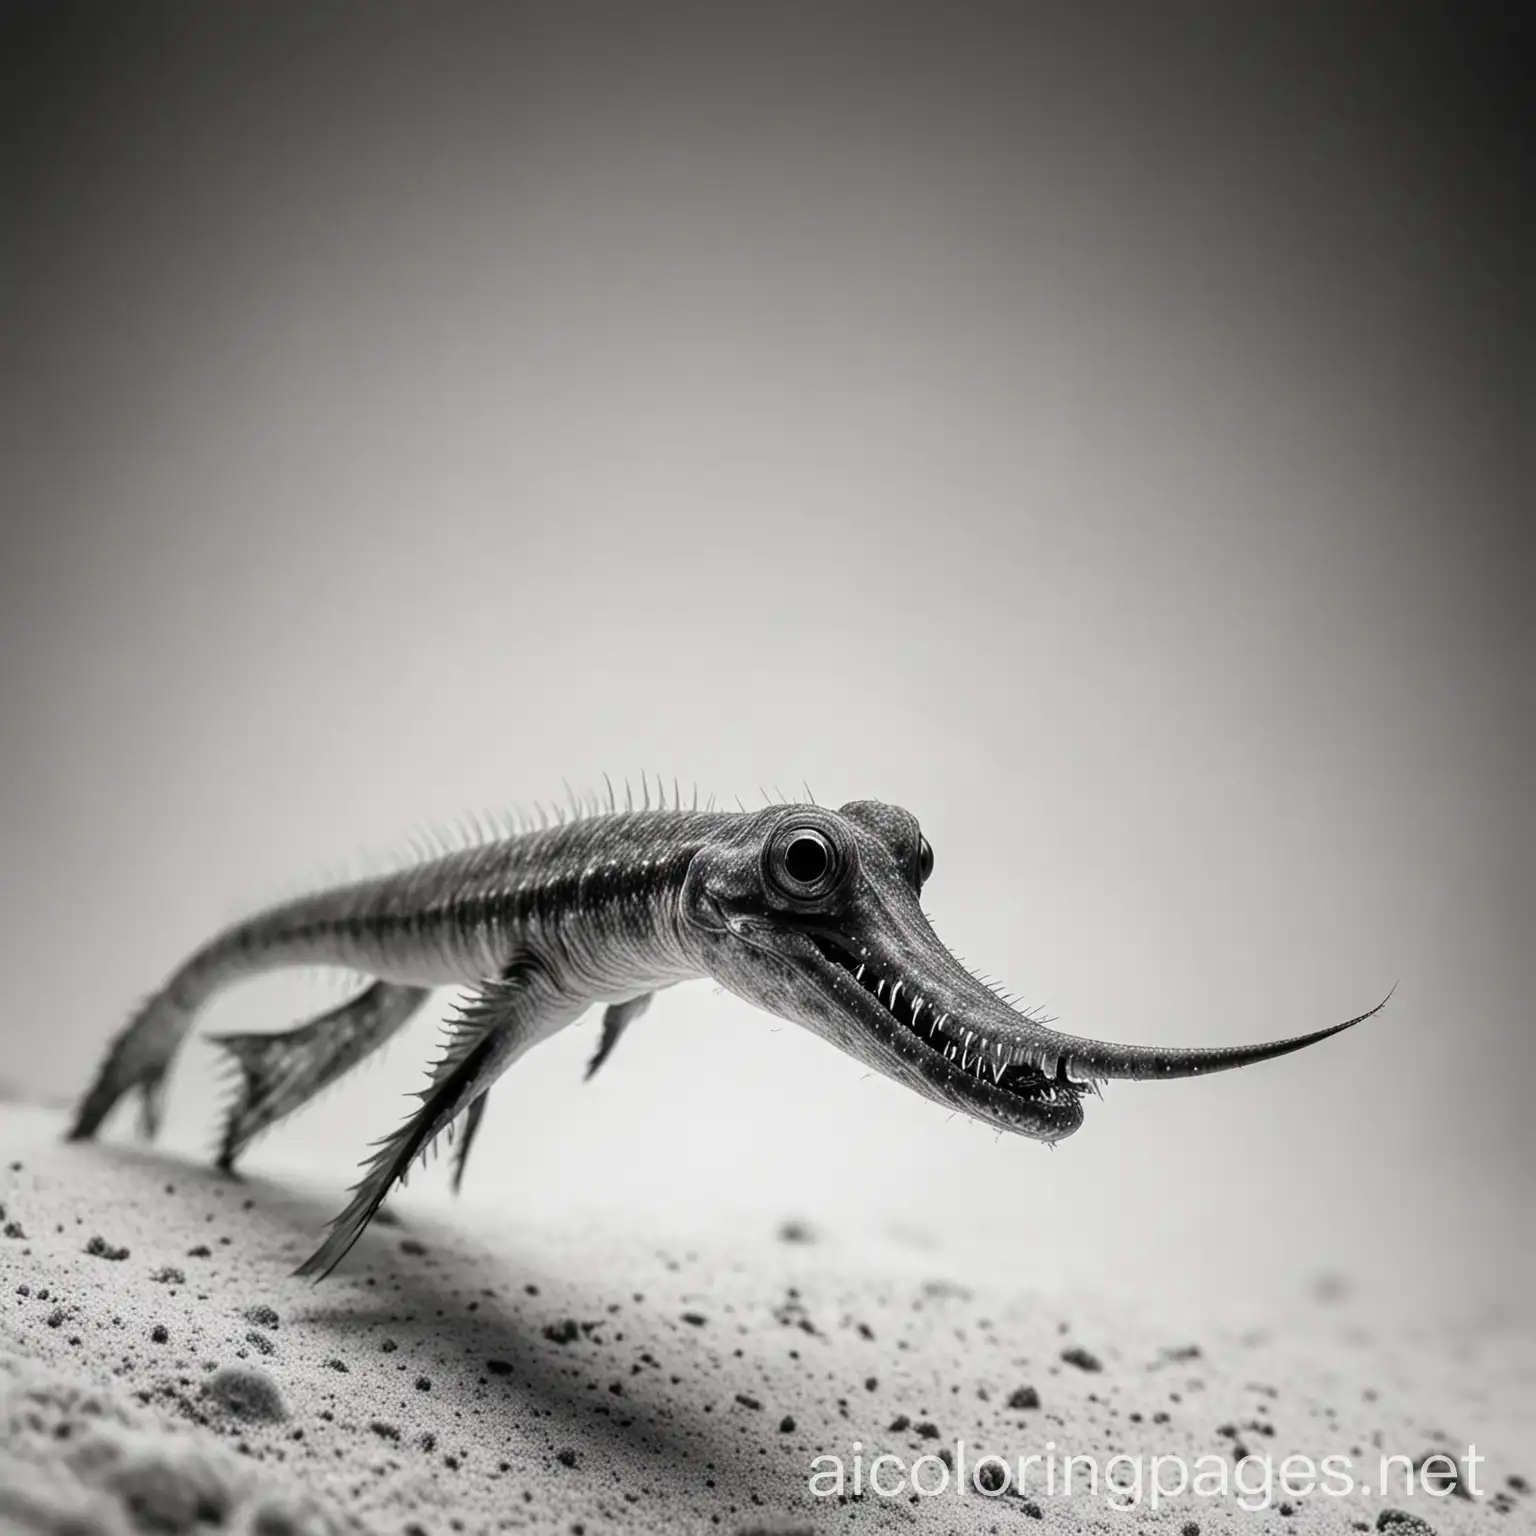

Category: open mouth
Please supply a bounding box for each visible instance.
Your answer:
[806,933,1094,1102]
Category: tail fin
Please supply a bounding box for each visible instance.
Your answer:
[68,924,262,1144]
[68,991,193,1142]
[210,981,431,1171]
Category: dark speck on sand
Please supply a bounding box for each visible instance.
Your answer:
[1377,1512,1438,1533]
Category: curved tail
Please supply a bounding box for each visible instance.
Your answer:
[68,925,277,1142]
[69,989,201,1141]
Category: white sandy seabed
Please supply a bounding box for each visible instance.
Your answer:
[0,1102,1531,1536]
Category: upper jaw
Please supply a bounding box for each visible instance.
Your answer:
[786,927,1086,1142]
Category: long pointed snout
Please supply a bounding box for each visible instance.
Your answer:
[846,887,1394,1091]
[1008,984,1395,1083]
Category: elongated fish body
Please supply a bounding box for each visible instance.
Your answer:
[193,811,722,994]
[68,792,1390,1280]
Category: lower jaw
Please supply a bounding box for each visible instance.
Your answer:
[840,998,1083,1137]
[903,1065,1083,1140]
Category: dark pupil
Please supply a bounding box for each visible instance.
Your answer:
[784,834,830,885]
[919,837,934,881]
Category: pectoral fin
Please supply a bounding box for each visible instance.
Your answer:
[585,993,652,1080]
[295,962,583,1280]
[449,1092,489,1195]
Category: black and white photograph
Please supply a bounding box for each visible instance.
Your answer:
[1,4,1529,1532]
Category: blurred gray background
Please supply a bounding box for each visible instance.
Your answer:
[2,3,1528,1320]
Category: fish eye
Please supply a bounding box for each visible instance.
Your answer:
[766,823,846,900]
[785,833,830,884]
[917,835,934,885]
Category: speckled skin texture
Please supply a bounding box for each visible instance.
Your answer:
[1,1107,1531,1535]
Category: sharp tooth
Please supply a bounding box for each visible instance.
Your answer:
[889,980,903,1009]
[911,997,924,1026]
[990,1056,1005,1083]
[854,964,865,982]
